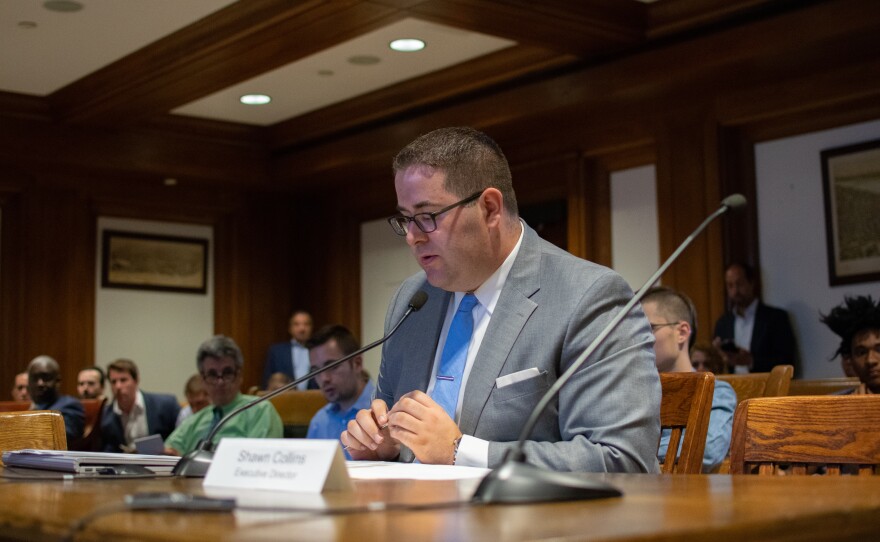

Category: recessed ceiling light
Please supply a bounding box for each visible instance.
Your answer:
[43,1,84,12]
[163,178,178,186]
[348,55,381,66]
[389,38,425,52]
[240,94,271,105]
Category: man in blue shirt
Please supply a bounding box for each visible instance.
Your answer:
[306,325,373,459]
[643,287,736,473]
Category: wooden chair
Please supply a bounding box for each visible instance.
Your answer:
[0,400,32,412]
[730,395,880,475]
[0,410,68,465]
[268,390,327,438]
[659,372,715,474]
[717,364,794,405]
[68,397,106,451]
[712,365,794,473]
[788,377,863,396]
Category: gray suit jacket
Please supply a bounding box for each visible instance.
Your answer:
[377,224,661,473]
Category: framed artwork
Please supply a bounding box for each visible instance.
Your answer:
[821,138,880,286]
[101,230,208,294]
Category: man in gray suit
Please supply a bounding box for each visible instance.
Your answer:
[342,127,660,472]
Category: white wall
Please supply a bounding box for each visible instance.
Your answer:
[95,217,214,400]
[360,219,422,380]
[755,118,880,378]
[610,165,660,291]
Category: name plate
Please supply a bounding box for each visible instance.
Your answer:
[203,439,352,493]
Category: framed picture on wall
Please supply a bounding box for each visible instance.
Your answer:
[101,230,209,294]
[821,138,880,286]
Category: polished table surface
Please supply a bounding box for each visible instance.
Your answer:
[2,469,880,541]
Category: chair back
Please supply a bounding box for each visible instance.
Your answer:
[0,401,32,412]
[788,377,863,396]
[717,364,794,405]
[268,390,327,438]
[0,410,68,465]
[659,371,715,474]
[729,395,880,475]
[69,397,106,451]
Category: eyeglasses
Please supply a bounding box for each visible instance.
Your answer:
[650,322,679,332]
[202,368,239,384]
[387,191,483,236]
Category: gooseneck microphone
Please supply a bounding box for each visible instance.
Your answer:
[172,290,429,477]
[472,194,747,504]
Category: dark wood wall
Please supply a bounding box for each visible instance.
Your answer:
[2,0,879,392]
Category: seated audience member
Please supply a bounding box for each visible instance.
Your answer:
[176,374,210,427]
[165,335,283,456]
[821,295,880,394]
[266,371,293,392]
[77,366,106,400]
[262,310,318,390]
[712,262,798,374]
[27,355,84,443]
[643,287,736,473]
[690,343,725,374]
[11,371,30,402]
[101,359,180,453]
[306,325,374,458]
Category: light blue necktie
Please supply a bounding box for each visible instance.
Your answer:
[431,293,479,420]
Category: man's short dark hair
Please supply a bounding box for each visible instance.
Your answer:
[196,335,244,372]
[820,295,880,358]
[392,126,518,216]
[643,286,698,349]
[726,261,756,283]
[81,365,105,386]
[306,325,360,356]
[107,359,138,382]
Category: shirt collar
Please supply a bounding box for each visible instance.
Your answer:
[112,389,145,416]
[737,298,759,319]
[453,220,524,316]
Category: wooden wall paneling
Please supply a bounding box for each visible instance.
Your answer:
[19,185,95,396]
[0,185,25,392]
[211,193,297,391]
[653,108,725,346]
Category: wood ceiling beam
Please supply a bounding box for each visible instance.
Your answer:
[48,0,401,125]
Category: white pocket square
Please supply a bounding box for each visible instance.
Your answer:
[495,367,541,389]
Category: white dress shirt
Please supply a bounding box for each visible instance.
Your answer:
[426,221,524,467]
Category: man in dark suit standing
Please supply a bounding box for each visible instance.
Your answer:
[101,358,180,453]
[713,262,798,375]
[261,310,318,390]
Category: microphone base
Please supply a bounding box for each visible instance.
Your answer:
[171,448,215,477]
[471,458,623,504]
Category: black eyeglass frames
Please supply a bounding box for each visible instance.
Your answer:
[387,191,483,236]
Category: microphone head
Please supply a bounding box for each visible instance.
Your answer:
[408,291,428,311]
[721,193,747,211]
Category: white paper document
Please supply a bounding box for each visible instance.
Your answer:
[346,461,490,480]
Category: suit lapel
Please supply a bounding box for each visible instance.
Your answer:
[397,283,450,397]
[458,226,541,435]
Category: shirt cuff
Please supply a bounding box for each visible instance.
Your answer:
[453,434,489,468]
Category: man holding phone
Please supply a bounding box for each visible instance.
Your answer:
[712,263,798,374]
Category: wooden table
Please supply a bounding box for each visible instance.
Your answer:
[2,470,880,541]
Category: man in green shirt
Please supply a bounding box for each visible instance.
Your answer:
[165,335,283,456]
